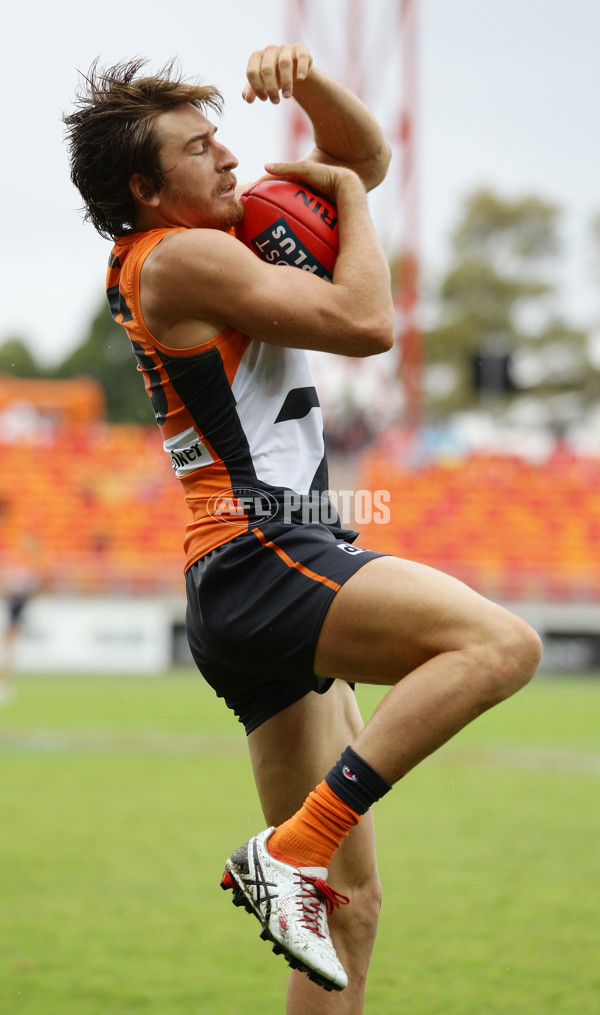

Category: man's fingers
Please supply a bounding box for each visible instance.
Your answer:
[244,49,268,102]
[276,45,295,99]
[245,45,280,103]
[264,160,312,177]
[241,84,257,104]
[292,44,312,83]
[243,44,313,105]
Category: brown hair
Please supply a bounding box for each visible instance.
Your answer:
[63,58,223,239]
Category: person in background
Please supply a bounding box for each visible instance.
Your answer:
[1,561,40,703]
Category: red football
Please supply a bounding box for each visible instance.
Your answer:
[236,179,339,280]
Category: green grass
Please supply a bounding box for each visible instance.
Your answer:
[1,673,599,1014]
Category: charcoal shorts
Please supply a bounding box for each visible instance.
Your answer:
[185,521,385,735]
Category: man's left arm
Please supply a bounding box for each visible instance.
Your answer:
[243,44,391,192]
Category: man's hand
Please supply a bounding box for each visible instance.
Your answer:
[243,44,390,193]
[243,44,313,104]
[262,159,364,204]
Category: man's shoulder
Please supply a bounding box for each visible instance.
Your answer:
[135,226,248,340]
[158,224,238,249]
[145,225,240,271]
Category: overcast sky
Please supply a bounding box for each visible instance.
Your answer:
[2,0,600,366]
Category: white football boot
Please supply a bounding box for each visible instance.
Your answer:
[221,826,349,991]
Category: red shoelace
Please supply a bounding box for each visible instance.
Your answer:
[296,874,350,937]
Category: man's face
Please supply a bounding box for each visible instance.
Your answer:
[151,103,243,230]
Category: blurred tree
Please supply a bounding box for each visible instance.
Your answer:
[52,300,154,424]
[0,336,43,377]
[589,209,600,266]
[424,189,596,420]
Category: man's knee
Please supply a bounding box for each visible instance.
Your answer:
[478,613,542,704]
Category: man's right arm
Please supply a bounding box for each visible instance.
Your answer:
[141,163,395,358]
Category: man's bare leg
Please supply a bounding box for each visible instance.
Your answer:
[314,556,542,783]
[248,682,381,1015]
[236,557,541,1008]
[0,626,18,704]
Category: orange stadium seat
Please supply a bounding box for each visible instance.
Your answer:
[0,422,189,593]
[2,412,600,599]
[358,448,600,602]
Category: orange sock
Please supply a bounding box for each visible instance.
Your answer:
[267,779,362,869]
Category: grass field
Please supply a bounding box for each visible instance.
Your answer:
[1,671,599,1014]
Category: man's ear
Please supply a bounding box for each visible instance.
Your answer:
[129,173,161,207]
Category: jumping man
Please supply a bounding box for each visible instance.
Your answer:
[63,44,542,1014]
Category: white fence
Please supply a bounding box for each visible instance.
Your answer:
[3,596,179,674]
[3,596,600,675]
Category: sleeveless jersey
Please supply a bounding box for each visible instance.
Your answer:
[106,227,347,571]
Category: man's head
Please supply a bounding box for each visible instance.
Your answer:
[64,59,242,238]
